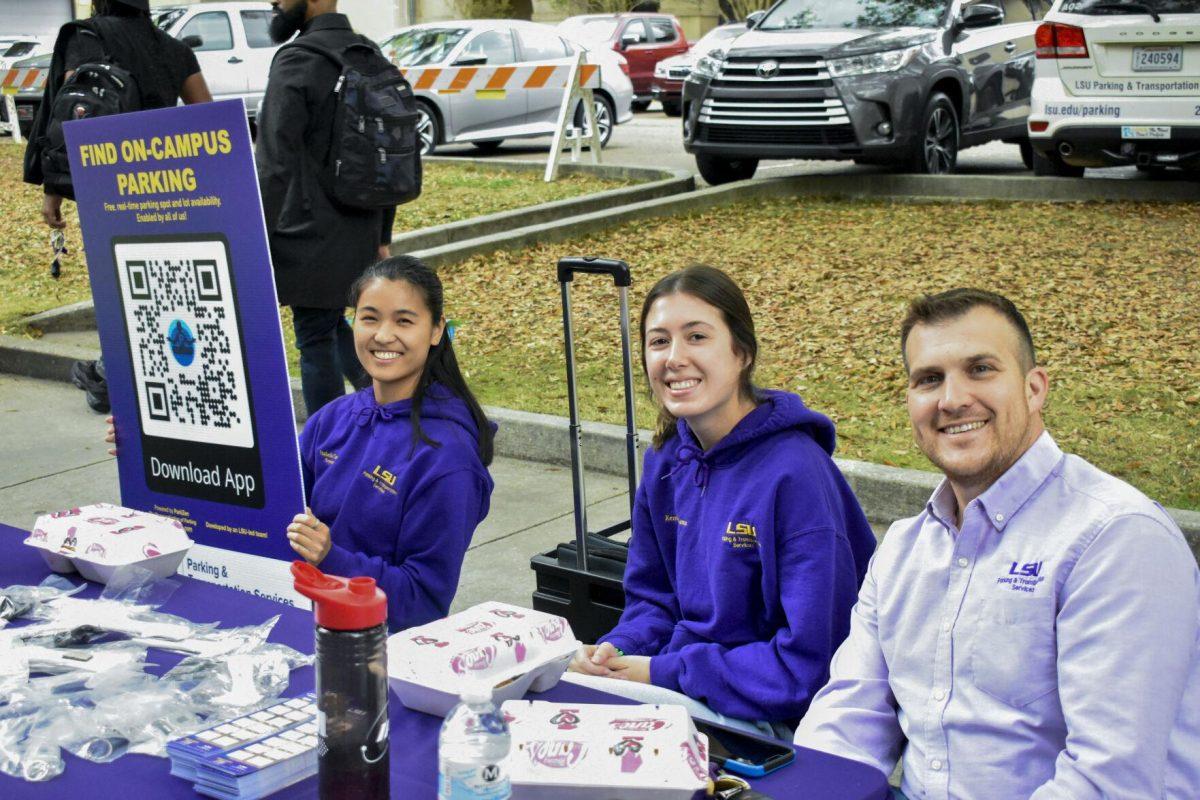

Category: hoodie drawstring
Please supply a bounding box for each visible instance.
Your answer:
[355,404,395,428]
[663,443,710,494]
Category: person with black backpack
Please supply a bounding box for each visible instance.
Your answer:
[23,0,212,414]
[258,0,421,418]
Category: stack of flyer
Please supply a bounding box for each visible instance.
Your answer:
[167,693,317,799]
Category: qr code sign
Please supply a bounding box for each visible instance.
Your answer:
[113,238,254,448]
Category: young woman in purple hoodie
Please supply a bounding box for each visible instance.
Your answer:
[285,256,495,631]
[567,265,876,734]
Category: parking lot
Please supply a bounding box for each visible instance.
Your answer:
[428,103,1158,183]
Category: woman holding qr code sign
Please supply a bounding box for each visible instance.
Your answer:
[109,256,495,632]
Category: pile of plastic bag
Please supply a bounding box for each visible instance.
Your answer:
[0,568,311,782]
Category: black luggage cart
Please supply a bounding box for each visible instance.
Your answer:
[529,257,640,644]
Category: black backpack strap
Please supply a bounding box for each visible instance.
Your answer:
[278,39,346,69]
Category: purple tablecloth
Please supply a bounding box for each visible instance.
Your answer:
[0,524,889,799]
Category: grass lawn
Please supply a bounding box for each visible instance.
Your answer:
[0,141,635,334]
[437,196,1199,510]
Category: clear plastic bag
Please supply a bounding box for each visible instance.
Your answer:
[0,575,84,628]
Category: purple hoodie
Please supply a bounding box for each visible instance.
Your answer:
[602,390,876,723]
[299,384,494,631]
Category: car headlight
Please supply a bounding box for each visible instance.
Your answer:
[691,52,725,80]
[827,45,921,78]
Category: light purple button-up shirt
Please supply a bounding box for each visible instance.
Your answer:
[795,432,1200,799]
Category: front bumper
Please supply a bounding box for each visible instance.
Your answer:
[651,77,682,102]
[682,68,926,163]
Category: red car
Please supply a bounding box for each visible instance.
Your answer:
[558,13,688,110]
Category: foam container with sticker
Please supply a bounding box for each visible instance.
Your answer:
[386,601,579,717]
[500,700,710,799]
[25,502,193,584]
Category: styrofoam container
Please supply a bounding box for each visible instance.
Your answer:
[500,700,710,799]
[387,601,579,717]
[26,503,193,584]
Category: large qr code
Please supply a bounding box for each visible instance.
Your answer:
[114,238,254,448]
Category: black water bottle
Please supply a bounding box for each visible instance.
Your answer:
[293,561,390,799]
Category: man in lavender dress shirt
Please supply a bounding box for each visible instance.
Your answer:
[794,288,1200,799]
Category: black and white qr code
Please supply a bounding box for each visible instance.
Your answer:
[113,238,254,448]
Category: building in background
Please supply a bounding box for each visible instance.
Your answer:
[54,0,727,43]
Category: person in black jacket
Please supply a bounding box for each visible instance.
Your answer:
[257,0,395,417]
[24,0,212,414]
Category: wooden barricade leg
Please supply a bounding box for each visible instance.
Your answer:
[545,51,602,182]
[2,94,22,145]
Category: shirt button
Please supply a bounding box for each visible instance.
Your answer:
[933,689,946,701]
[942,619,952,632]
[957,557,969,568]
[995,512,1005,522]
[930,759,943,771]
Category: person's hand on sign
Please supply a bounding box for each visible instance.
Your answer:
[104,416,117,457]
[42,194,67,230]
[288,508,331,565]
[607,654,651,684]
[568,641,621,676]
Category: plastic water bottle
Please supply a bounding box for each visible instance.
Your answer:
[438,686,512,800]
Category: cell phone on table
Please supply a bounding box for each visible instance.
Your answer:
[692,718,796,778]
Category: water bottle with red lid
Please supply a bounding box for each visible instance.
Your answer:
[293,561,389,799]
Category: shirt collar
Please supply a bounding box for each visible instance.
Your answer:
[302,12,352,34]
[925,431,1064,534]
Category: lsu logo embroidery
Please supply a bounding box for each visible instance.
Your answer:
[1009,561,1043,578]
[371,465,396,486]
[362,465,399,495]
[722,521,758,550]
[319,449,338,465]
[997,560,1048,593]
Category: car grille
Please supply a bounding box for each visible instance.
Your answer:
[698,97,852,127]
[712,56,832,89]
[696,122,857,146]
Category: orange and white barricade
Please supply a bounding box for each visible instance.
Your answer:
[399,59,603,182]
[399,62,599,97]
[1,67,47,144]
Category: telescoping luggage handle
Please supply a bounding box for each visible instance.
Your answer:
[558,257,639,573]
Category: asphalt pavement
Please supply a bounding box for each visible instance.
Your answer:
[429,102,1149,182]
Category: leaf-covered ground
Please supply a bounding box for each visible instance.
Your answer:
[439,197,1199,510]
[0,142,634,333]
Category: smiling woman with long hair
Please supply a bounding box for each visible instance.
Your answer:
[566,264,877,735]
[287,256,495,632]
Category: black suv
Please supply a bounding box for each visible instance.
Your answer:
[682,0,1047,183]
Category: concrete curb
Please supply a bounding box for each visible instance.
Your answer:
[409,171,1200,268]
[5,346,1196,555]
[480,404,1200,556]
[20,302,96,335]
[0,333,99,383]
[391,165,693,255]
[19,161,693,335]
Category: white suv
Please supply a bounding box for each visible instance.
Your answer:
[1028,0,1200,176]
